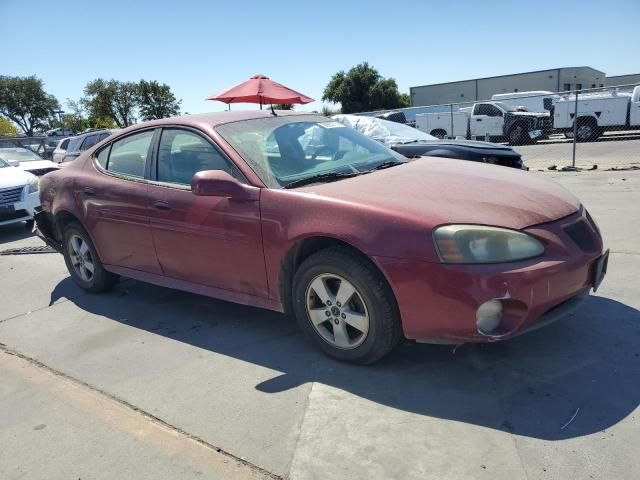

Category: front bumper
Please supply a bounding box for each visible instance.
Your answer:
[0,190,39,226]
[375,208,605,343]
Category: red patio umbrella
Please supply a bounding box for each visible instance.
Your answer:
[207,74,314,110]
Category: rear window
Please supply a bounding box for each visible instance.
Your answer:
[80,134,99,151]
[67,137,82,152]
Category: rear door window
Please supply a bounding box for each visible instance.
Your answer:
[105,130,155,178]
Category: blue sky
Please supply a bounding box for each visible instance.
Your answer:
[1,0,638,115]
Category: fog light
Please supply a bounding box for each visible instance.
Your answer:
[476,300,503,334]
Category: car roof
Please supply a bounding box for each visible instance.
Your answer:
[74,129,116,138]
[120,110,315,133]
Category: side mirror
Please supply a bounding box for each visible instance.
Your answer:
[191,170,258,200]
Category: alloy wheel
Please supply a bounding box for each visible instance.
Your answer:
[305,273,370,349]
[68,234,95,282]
[577,124,592,141]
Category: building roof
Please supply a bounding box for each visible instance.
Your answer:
[410,66,606,91]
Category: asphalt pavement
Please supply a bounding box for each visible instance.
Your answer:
[1,170,638,480]
[517,131,640,170]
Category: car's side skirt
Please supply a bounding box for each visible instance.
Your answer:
[104,264,284,313]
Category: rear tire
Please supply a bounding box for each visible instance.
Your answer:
[575,119,601,142]
[430,129,446,139]
[292,247,402,364]
[62,222,119,293]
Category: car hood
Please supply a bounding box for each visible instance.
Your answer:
[411,139,514,150]
[297,158,579,230]
[0,166,34,188]
[14,160,59,173]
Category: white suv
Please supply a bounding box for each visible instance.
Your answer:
[52,137,71,164]
[0,158,40,227]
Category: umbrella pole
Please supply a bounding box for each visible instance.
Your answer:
[260,97,262,110]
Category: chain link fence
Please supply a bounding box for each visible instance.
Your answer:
[361,83,640,172]
[0,135,57,159]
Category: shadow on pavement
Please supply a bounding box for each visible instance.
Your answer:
[54,278,640,441]
[0,223,34,245]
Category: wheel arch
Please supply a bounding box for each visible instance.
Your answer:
[278,235,397,317]
[52,210,105,262]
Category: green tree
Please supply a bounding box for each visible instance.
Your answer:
[0,75,59,135]
[273,104,294,110]
[137,80,181,120]
[61,99,90,132]
[0,117,18,136]
[322,63,409,114]
[82,79,138,128]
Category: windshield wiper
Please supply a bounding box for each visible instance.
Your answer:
[283,171,362,189]
[364,160,406,172]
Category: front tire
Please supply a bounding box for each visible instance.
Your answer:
[62,222,119,293]
[508,124,529,145]
[292,247,402,364]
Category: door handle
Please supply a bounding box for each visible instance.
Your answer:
[153,200,172,211]
[83,187,96,196]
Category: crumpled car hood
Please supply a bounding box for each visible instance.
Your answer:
[298,157,579,230]
[417,139,515,151]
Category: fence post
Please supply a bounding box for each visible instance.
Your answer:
[572,89,578,168]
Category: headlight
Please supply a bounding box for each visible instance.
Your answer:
[27,176,39,194]
[433,225,544,264]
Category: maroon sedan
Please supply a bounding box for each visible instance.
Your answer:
[34,111,608,363]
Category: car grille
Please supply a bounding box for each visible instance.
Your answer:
[0,186,24,206]
[564,220,597,252]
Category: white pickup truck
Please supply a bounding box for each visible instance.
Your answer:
[415,101,551,145]
[552,85,640,141]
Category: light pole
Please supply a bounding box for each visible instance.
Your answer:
[53,109,65,129]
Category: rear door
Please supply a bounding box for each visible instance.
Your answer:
[80,129,162,274]
[145,127,268,297]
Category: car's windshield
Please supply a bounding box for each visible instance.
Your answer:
[0,148,42,163]
[333,115,437,145]
[216,115,406,188]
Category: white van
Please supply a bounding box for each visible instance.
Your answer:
[491,91,561,113]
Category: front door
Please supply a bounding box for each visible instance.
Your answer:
[470,104,504,137]
[80,129,162,274]
[146,127,268,298]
